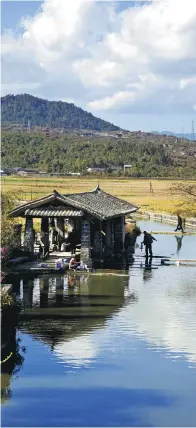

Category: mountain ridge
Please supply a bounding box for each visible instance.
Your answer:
[152,130,195,141]
[1,94,121,131]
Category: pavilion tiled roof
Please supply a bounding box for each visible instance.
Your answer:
[63,186,138,219]
[9,186,139,220]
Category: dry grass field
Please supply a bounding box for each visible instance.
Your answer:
[1,176,196,218]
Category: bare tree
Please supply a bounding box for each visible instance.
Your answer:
[171,183,196,201]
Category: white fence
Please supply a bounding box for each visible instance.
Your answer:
[131,212,196,228]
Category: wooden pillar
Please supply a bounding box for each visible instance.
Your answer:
[114,216,124,253]
[24,217,34,253]
[105,220,113,249]
[41,217,49,234]
[122,216,125,250]
[75,218,82,250]
[111,219,115,249]
[41,217,49,255]
[81,219,91,264]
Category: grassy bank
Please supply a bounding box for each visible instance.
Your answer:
[1,176,196,218]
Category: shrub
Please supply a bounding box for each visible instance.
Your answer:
[126,222,141,235]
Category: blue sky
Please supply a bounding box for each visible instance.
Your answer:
[1,0,196,133]
[1,1,41,31]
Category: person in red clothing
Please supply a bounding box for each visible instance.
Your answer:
[69,229,77,254]
[69,254,79,270]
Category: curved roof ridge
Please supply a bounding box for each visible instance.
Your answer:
[96,188,138,207]
[63,186,99,198]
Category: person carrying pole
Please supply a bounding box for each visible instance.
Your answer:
[174,215,184,233]
[142,231,157,258]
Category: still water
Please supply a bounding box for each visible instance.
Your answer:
[1,221,196,427]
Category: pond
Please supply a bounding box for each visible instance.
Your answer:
[1,220,196,427]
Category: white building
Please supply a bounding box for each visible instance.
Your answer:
[124,164,132,171]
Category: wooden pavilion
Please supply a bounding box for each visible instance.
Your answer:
[9,185,139,263]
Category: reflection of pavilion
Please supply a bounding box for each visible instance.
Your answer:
[18,274,135,350]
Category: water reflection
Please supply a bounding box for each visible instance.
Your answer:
[2,224,196,427]
[120,267,196,365]
[175,235,183,255]
[18,273,136,364]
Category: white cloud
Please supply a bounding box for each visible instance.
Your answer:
[1,0,196,115]
[118,271,196,365]
[54,334,99,367]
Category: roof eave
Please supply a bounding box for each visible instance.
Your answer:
[102,206,139,220]
[8,191,68,217]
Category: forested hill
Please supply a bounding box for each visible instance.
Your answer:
[2,131,196,178]
[1,94,120,131]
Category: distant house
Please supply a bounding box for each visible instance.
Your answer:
[124,164,133,171]
[87,167,106,173]
[87,166,122,174]
[17,169,39,176]
[68,172,81,176]
[0,169,8,176]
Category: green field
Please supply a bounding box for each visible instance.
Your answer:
[1,176,196,218]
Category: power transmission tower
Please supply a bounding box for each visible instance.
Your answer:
[192,120,195,141]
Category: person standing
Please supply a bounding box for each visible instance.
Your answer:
[142,231,157,258]
[175,215,184,233]
[39,232,49,258]
[69,229,77,254]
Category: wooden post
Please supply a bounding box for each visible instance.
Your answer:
[114,216,124,253]
[111,219,115,249]
[105,220,113,248]
[100,221,103,259]
[41,217,49,234]
[104,219,114,257]
[41,217,49,253]
[81,219,92,264]
[24,217,34,253]
[121,216,125,250]
[75,218,82,250]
